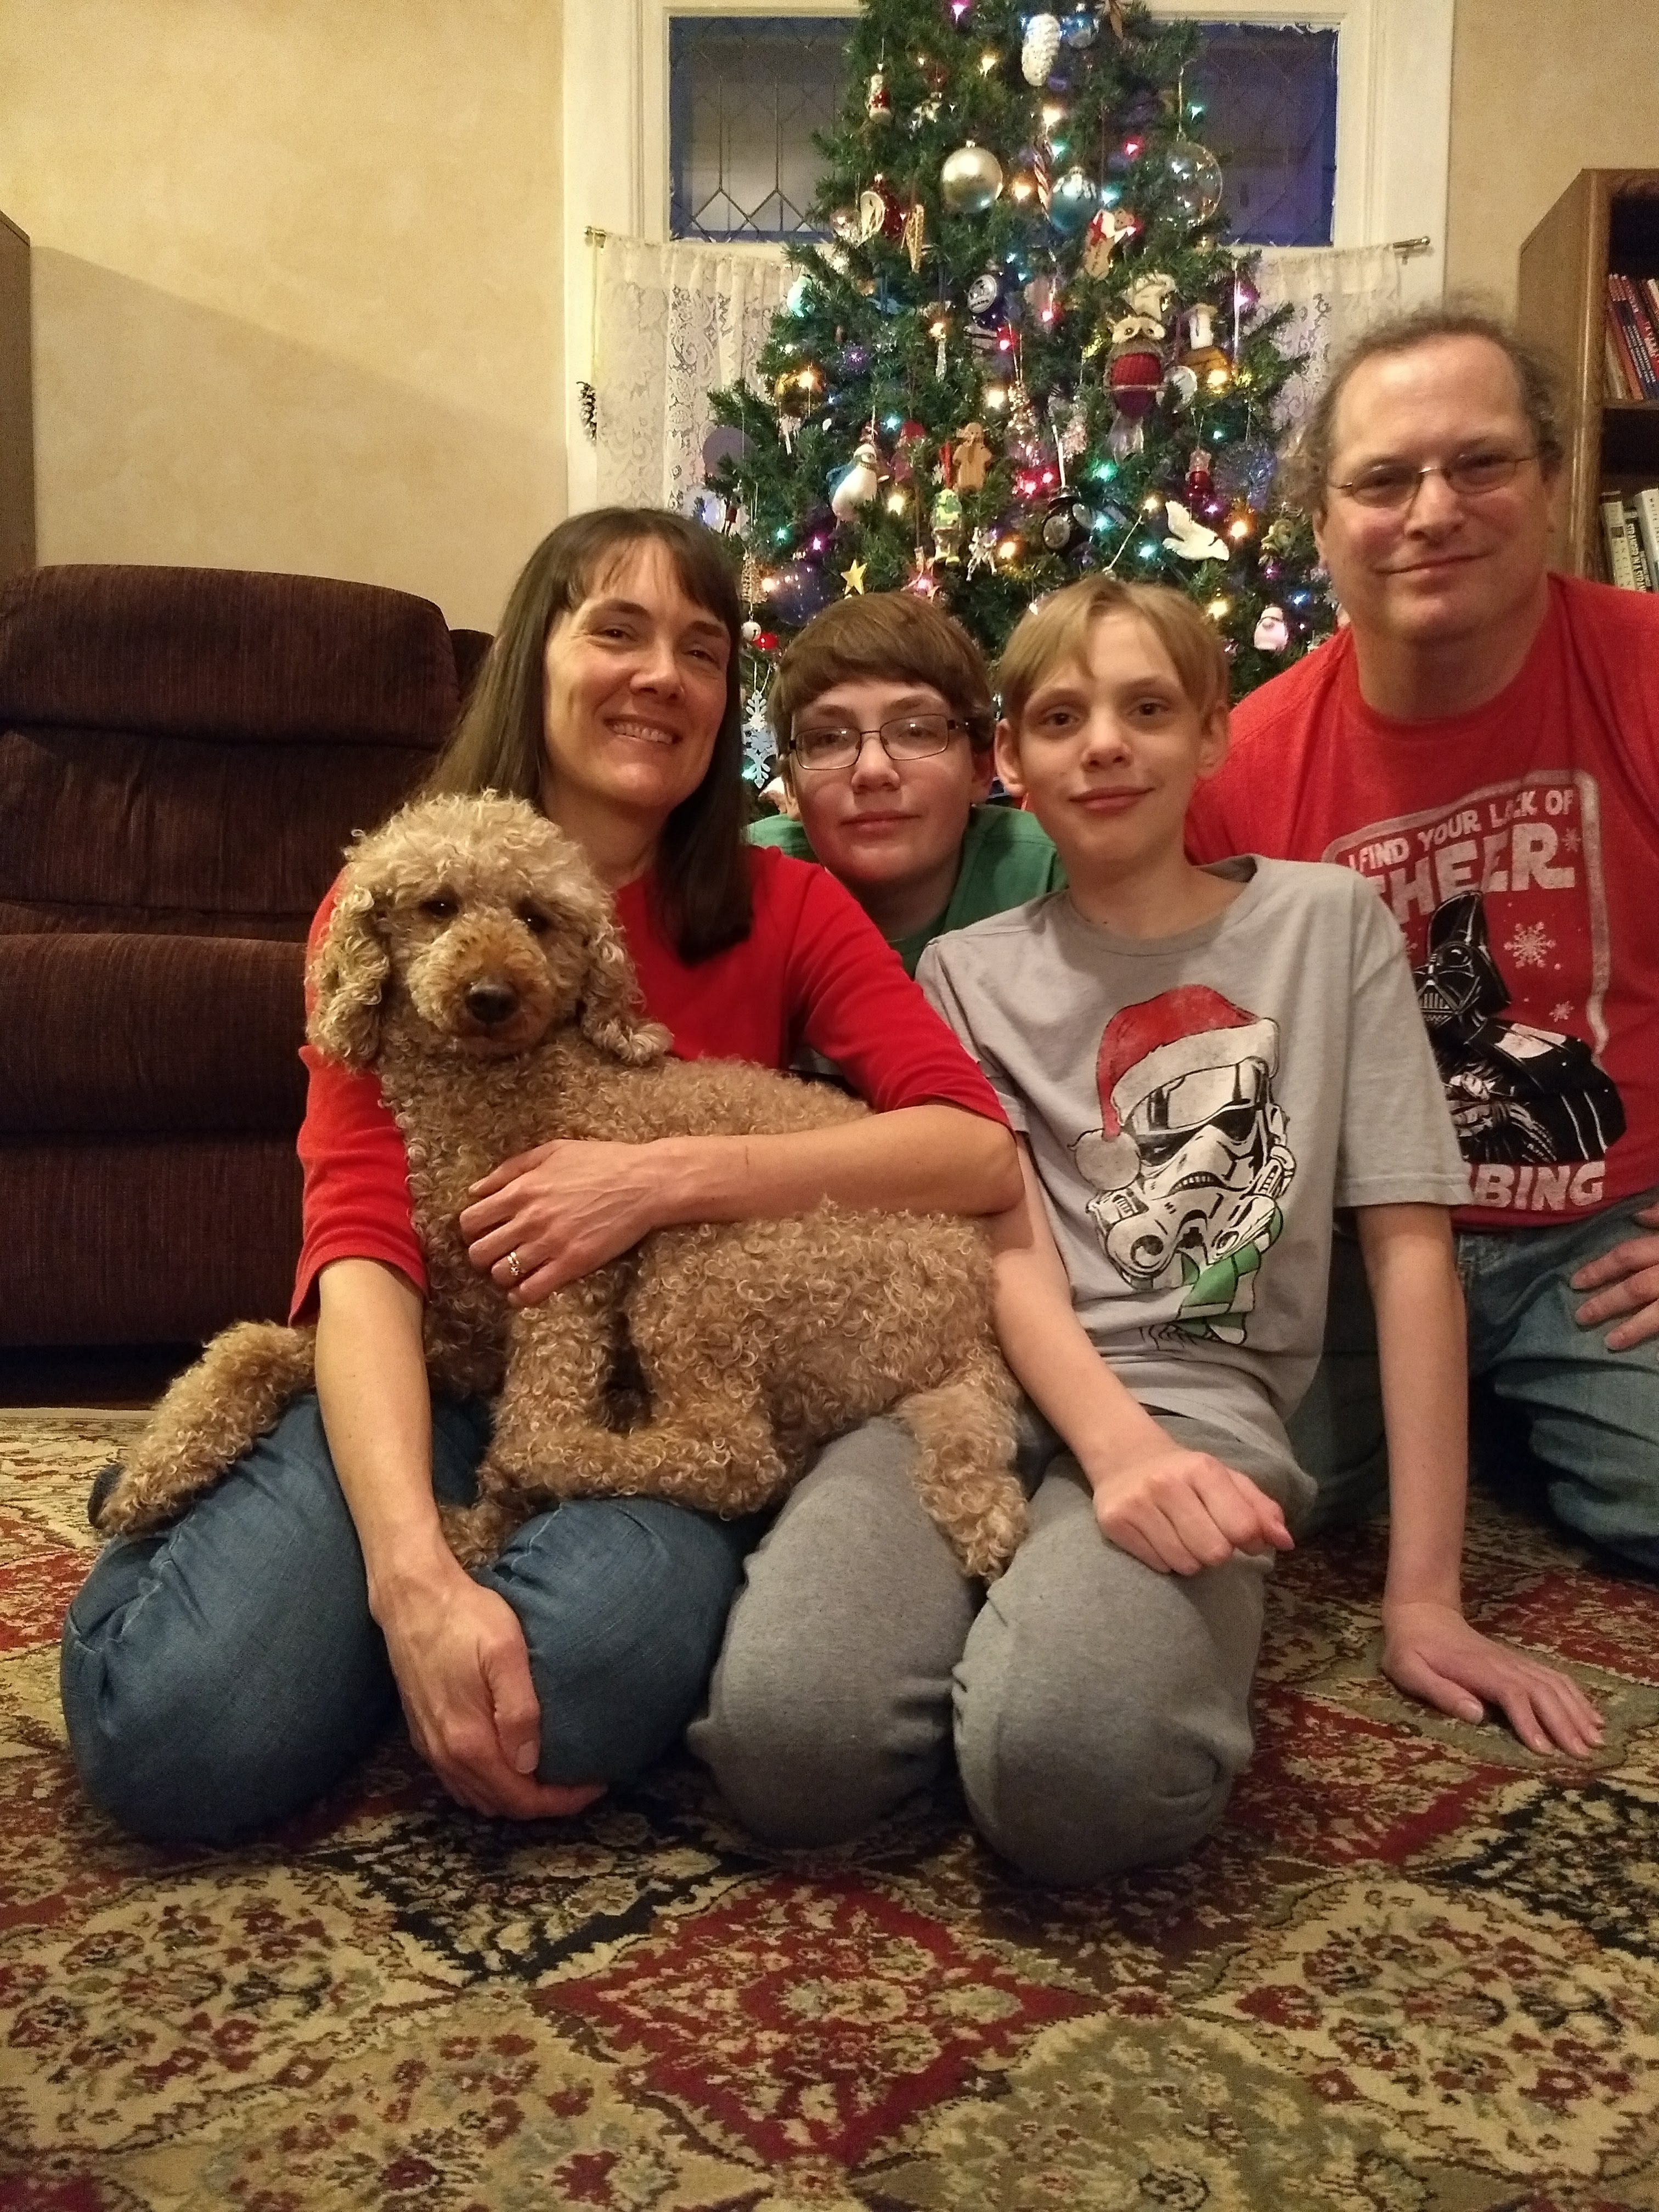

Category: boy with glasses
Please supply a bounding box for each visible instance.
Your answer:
[749,596,1063,974]
[1187,308,1659,1570]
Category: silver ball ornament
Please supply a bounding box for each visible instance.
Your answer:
[940,142,1005,215]
[1048,166,1098,236]
[1166,137,1223,224]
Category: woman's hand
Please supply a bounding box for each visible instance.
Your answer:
[1381,1599,1604,1757]
[316,1259,599,1813]
[461,1138,667,1302]
[1571,1201,1659,1350]
[374,1549,606,1818]
[464,1106,1020,1307]
[1092,1443,1294,1575]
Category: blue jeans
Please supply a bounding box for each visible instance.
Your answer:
[60,1392,759,1844]
[1290,1186,1659,1568]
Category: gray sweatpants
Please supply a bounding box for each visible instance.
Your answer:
[689,1406,1314,1888]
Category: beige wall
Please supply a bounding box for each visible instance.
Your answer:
[26,0,1657,620]
[1447,0,1659,314]
[0,0,563,631]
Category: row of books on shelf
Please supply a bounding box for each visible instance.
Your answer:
[1604,273,1659,402]
[1600,487,1659,590]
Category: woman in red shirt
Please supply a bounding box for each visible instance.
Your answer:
[62,511,1018,1843]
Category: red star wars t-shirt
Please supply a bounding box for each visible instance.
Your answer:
[1187,576,1659,1229]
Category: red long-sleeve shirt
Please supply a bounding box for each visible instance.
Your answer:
[290,843,1008,1317]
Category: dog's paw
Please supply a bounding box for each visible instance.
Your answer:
[87,1462,125,1532]
[954,1492,1029,1583]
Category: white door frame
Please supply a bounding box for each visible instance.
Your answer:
[559,0,1452,511]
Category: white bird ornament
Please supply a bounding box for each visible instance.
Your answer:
[1161,500,1228,562]
[831,438,883,521]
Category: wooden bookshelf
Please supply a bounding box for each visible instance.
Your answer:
[1516,169,1659,578]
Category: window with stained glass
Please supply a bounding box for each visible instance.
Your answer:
[1189,23,1339,248]
[668,16,1338,248]
[669,17,858,241]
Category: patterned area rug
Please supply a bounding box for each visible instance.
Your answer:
[3,1411,1659,2211]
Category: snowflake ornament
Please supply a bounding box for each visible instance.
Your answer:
[741,680,776,786]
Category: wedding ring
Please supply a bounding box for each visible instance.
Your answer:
[505,1249,524,1283]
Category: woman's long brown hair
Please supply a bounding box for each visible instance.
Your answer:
[427,509,752,961]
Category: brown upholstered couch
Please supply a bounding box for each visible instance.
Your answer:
[1,565,490,1347]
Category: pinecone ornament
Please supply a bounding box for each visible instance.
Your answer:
[1020,13,1062,86]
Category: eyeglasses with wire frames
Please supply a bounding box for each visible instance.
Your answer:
[788,709,991,776]
[1325,449,1543,511]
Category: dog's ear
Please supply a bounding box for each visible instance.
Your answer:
[307,881,391,1067]
[578,907,670,1066]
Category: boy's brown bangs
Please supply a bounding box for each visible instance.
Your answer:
[997,578,1230,729]
[770,594,995,749]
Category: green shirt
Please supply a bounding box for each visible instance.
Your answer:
[748,802,1066,975]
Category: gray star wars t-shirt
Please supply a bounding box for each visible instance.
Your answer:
[918,857,1469,1460]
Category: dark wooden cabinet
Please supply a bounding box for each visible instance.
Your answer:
[0,212,34,580]
[1517,170,1659,579]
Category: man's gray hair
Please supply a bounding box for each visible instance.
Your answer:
[1278,305,1567,518]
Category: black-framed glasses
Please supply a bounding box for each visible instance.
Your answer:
[788,710,985,775]
[1327,450,1542,511]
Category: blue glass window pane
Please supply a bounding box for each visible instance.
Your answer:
[670,17,857,241]
[668,16,1336,250]
[1190,24,1339,248]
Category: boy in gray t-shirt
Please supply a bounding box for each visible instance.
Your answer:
[915,578,1599,1883]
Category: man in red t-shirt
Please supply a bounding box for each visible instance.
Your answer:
[1188,309,1659,1569]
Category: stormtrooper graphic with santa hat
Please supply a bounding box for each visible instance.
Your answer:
[919,860,1469,1457]
[1073,985,1297,1345]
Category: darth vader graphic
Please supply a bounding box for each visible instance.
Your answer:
[1072,985,1297,1346]
[1413,891,1624,1166]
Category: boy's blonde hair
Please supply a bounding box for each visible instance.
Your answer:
[996,577,1230,733]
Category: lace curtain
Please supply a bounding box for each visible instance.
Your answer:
[587,236,1406,505]
[1252,244,1406,431]
[592,238,793,510]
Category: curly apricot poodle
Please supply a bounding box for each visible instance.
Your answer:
[95,794,1025,1579]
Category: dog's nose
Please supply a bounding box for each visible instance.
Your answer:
[465,983,518,1027]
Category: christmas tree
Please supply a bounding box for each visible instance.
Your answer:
[704,0,1333,784]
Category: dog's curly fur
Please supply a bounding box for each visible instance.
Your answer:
[97,794,1026,1578]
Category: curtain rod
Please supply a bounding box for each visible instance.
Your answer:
[587,225,1434,255]
[592,224,1433,254]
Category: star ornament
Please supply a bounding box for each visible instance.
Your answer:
[1162,500,1228,562]
[843,560,868,595]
